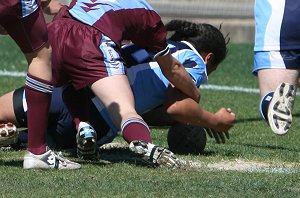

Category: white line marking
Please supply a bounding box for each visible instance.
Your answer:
[0,70,26,77]
[186,159,299,173]
[201,84,260,94]
[201,84,300,96]
[1,70,299,96]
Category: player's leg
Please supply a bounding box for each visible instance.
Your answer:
[62,85,98,159]
[0,90,19,147]
[257,69,299,97]
[0,1,80,169]
[24,48,80,169]
[258,68,298,135]
[91,75,151,143]
[255,49,300,136]
[90,75,182,168]
[0,90,18,126]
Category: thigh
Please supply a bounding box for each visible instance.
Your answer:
[90,75,141,129]
[0,1,47,53]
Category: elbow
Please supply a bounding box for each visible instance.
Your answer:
[166,102,181,117]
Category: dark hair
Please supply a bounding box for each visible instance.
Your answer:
[165,20,229,66]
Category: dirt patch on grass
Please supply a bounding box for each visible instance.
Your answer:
[187,159,299,173]
[99,143,299,173]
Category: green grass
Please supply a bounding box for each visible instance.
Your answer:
[1,36,300,198]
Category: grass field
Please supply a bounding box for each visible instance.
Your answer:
[0,36,300,198]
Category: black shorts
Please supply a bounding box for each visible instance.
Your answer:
[13,86,111,149]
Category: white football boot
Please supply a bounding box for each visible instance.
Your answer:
[0,123,18,147]
[23,148,81,170]
[129,140,182,168]
[76,122,98,160]
[268,82,296,135]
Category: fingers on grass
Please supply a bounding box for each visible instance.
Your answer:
[211,130,221,144]
[204,128,213,138]
[225,131,230,139]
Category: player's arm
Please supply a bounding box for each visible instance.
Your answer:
[129,11,199,102]
[163,85,236,133]
[155,53,200,103]
[141,105,176,126]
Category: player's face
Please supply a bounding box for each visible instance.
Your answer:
[206,62,218,75]
[201,52,217,75]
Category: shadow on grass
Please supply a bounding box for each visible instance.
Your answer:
[231,142,300,152]
[0,159,23,167]
[69,146,157,168]
[236,113,300,123]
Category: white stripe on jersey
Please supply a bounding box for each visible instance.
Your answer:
[254,0,285,51]
[99,34,125,76]
[21,0,38,18]
[153,46,170,59]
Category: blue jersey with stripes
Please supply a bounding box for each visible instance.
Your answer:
[92,40,208,138]
[254,0,300,51]
[123,41,207,114]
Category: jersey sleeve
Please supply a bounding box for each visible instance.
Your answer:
[127,11,168,56]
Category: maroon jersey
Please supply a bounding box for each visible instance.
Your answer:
[68,0,168,55]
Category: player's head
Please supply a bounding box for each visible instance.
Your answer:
[165,20,229,74]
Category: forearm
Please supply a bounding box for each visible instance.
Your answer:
[155,54,200,102]
[141,106,176,126]
[166,97,219,129]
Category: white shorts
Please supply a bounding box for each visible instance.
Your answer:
[253,50,300,75]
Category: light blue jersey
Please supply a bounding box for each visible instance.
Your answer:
[254,0,300,51]
[93,41,208,139]
[69,0,154,27]
[126,41,207,114]
[253,0,300,74]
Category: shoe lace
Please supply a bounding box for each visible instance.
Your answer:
[51,151,71,165]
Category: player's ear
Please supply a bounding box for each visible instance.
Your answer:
[205,53,218,75]
[204,52,215,64]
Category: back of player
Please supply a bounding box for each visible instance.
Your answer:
[122,41,208,114]
[68,0,167,51]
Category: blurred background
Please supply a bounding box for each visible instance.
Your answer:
[59,0,255,43]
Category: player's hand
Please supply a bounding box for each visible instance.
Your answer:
[214,107,236,132]
[204,128,229,144]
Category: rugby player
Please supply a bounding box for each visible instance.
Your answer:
[0,0,80,169]
[254,0,299,135]
[0,20,235,163]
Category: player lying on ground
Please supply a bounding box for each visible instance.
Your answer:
[0,20,235,161]
[48,0,205,169]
